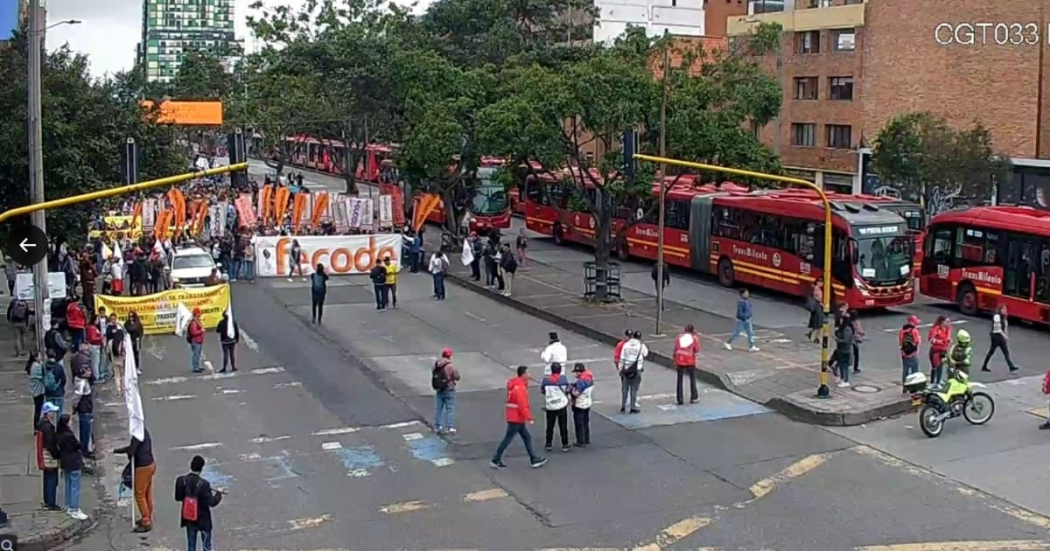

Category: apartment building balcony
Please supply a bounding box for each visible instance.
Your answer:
[726,1,864,36]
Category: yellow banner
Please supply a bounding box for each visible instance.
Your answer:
[88,215,144,239]
[94,284,231,335]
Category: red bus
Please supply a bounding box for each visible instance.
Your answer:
[285,136,395,184]
[919,206,1050,322]
[524,174,916,309]
[831,194,926,274]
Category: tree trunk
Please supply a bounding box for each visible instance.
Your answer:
[343,152,360,195]
[592,188,613,302]
[441,187,461,251]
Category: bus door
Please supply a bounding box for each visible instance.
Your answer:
[688,195,716,274]
[1037,241,1050,306]
[1004,237,1036,301]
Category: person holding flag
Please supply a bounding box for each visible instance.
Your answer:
[216,309,240,373]
[114,331,155,533]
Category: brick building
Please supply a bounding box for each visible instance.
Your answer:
[726,0,1050,206]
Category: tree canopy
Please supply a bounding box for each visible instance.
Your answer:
[871,112,1009,214]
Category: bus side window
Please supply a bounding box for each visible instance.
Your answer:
[666,200,689,230]
[929,227,955,265]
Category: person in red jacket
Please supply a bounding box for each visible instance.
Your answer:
[66,299,87,351]
[188,308,206,373]
[86,318,104,382]
[674,324,701,405]
[927,315,952,385]
[490,366,547,469]
[613,329,630,371]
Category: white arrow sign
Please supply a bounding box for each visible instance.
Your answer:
[18,238,36,252]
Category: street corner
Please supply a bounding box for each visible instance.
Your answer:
[0,508,93,551]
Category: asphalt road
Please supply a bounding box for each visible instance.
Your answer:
[70,264,1050,551]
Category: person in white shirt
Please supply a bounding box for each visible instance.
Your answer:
[428,251,450,300]
[617,331,649,414]
[541,332,567,376]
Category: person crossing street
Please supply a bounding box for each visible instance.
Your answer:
[490,366,547,469]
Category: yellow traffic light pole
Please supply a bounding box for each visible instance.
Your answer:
[633,154,835,398]
[0,163,248,224]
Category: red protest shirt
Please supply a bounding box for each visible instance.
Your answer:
[673,331,701,367]
[86,324,103,346]
[66,302,86,330]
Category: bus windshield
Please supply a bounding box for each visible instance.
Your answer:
[470,173,508,216]
[854,232,913,285]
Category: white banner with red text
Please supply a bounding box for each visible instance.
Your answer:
[253,234,401,277]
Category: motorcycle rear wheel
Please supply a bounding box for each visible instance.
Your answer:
[919,405,944,438]
[963,392,995,425]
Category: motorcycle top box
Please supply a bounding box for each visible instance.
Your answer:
[904,372,928,394]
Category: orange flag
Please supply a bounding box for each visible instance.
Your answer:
[260,185,274,223]
[274,187,291,226]
[130,203,143,228]
[413,193,441,232]
[154,209,172,239]
[292,192,308,233]
[167,188,186,229]
[310,192,329,228]
[193,202,209,235]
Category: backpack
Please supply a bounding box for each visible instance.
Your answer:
[43,366,59,395]
[181,477,200,522]
[10,299,28,321]
[622,347,640,379]
[431,362,450,391]
[950,344,968,364]
[900,329,917,355]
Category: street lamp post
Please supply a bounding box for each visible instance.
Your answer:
[653,39,669,338]
[27,2,81,350]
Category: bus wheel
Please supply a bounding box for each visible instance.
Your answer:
[615,238,630,261]
[553,224,565,246]
[717,258,735,287]
[957,283,979,317]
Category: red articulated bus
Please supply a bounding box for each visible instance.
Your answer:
[524,173,916,309]
[919,206,1050,323]
[285,136,395,185]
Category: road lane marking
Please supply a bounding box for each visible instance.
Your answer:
[250,436,291,444]
[402,432,424,441]
[170,442,222,451]
[378,500,429,514]
[253,367,286,375]
[152,394,196,401]
[381,420,422,429]
[749,453,828,500]
[463,488,508,502]
[312,427,359,436]
[146,366,286,385]
[856,542,1050,551]
[632,516,712,551]
[286,514,331,531]
[273,382,302,389]
[321,442,342,450]
[242,329,260,352]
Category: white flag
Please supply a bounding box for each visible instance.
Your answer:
[174,302,193,337]
[100,242,113,261]
[123,332,145,441]
[224,306,235,341]
[461,238,474,267]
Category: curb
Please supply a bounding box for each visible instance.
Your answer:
[12,516,94,551]
[446,272,909,427]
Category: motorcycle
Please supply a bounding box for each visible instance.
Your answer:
[905,370,995,438]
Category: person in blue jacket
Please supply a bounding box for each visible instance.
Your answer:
[724,287,759,352]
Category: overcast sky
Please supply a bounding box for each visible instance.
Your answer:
[46,0,430,78]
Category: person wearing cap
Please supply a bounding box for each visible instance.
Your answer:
[613,329,631,370]
[899,315,922,393]
[618,330,648,413]
[570,363,594,447]
[432,348,461,434]
[188,308,206,373]
[674,325,701,405]
[36,401,61,511]
[541,332,567,377]
[490,366,547,469]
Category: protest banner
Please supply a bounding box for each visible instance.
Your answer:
[254,234,400,277]
[94,284,231,335]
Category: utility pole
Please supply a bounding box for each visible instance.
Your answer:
[27,0,48,351]
[654,38,669,337]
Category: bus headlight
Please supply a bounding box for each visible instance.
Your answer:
[854,278,870,296]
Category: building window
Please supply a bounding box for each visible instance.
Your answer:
[796,31,820,54]
[826,125,852,149]
[831,29,855,51]
[793,77,818,100]
[828,77,853,100]
[791,123,817,147]
[750,0,785,14]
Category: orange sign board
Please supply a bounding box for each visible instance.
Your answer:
[140,100,223,126]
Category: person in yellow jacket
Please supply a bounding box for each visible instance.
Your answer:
[383,256,400,309]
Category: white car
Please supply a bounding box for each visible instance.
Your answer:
[169,245,225,288]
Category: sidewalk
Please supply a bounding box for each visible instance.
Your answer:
[446,257,915,426]
[0,333,108,551]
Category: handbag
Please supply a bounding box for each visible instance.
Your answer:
[35,431,58,470]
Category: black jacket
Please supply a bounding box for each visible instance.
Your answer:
[175,472,222,530]
[115,428,155,468]
[56,426,84,472]
[216,317,239,344]
[370,265,386,285]
[500,252,517,274]
[37,418,59,469]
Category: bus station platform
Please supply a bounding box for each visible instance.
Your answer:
[447,257,916,426]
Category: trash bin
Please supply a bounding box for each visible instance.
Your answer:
[583,261,621,301]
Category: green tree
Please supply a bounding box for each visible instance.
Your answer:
[872,112,1010,214]
[171,50,231,100]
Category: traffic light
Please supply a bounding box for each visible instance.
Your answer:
[228,128,247,188]
[622,129,639,178]
[122,137,139,185]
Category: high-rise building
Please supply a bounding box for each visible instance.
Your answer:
[137,0,243,84]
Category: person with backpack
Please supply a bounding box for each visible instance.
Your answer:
[899,315,922,393]
[44,319,68,362]
[618,331,648,414]
[429,250,450,300]
[499,243,517,297]
[540,363,572,452]
[36,402,61,511]
[43,350,67,414]
[981,304,1019,373]
[187,308,205,374]
[216,311,240,373]
[490,365,547,469]
[369,260,388,310]
[674,325,701,405]
[7,295,30,356]
[569,363,593,447]
[175,455,223,551]
[948,330,973,376]
[432,348,461,435]
[27,351,44,429]
[56,414,88,520]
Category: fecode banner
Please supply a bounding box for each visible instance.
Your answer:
[254,234,400,277]
[94,284,231,335]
